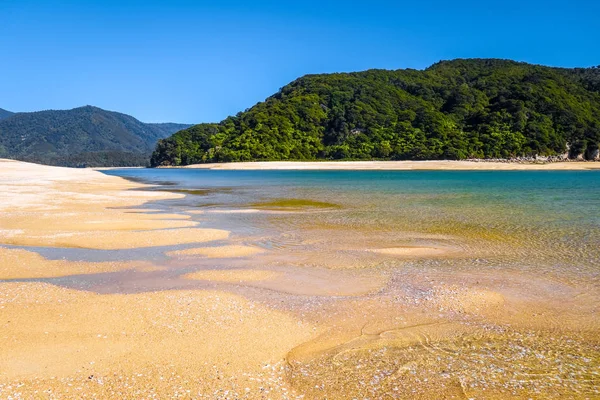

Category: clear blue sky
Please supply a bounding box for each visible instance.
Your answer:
[1,0,598,123]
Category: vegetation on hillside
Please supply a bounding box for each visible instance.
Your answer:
[0,108,14,120]
[0,106,190,167]
[152,59,600,166]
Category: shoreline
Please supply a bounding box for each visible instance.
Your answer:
[4,158,599,171]
[177,160,600,171]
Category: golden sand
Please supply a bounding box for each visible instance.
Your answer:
[123,212,192,219]
[183,269,280,282]
[0,282,316,398]
[368,245,460,257]
[0,160,318,398]
[0,227,229,250]
[0,247,157,279]
[182,160,600,170]
[0,160,229,249]
[167,245,265,258]
[1,213,197,231]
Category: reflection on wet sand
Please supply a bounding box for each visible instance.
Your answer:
[1,161,599,399]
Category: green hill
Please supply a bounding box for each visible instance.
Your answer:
[151,59,600,166]
[0,108,14,120]
[0,106,191,167]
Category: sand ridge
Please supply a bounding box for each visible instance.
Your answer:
[182,269,280,282]
[368,245,461,257]
[0,247,159,279]
[167,245,265,258]
[0,227,230,250]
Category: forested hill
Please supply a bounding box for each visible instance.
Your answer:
[0,106,191,167]
[147,123,196,138]
[151,59,600,166]
[0,108,14,120]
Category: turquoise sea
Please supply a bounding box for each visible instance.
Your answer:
[104,169,600,271]
[96,168,600,398]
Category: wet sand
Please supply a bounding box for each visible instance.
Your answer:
[181,160,600,170]
[168,245,265,258]
[183,269,280,282]
[368,245,461,257]
[1,159,598,399]
[0,247,159,279]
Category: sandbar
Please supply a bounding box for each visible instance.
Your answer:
[0,247,157,279]
[183,269,280,282]
[368,245,461,257]
[167,245,265,258]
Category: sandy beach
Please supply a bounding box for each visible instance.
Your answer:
[0,160,318,398]
[181,160,600,170]
[1,159,598,399]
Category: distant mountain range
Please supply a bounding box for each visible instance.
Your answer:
[0,106,191,167]
[0,108,14,120]
[151,58,600,166]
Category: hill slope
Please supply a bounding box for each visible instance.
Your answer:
[0,108,14,120]
[151,59,600,166]
[0,106,191,166]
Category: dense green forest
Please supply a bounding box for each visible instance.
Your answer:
[0,106,191,167]
[151,59,600,166]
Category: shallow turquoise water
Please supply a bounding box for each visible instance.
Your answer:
[104,169,600,218]
[100,169,600,295]
[104,169,600,247]
[99,169,600,400]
